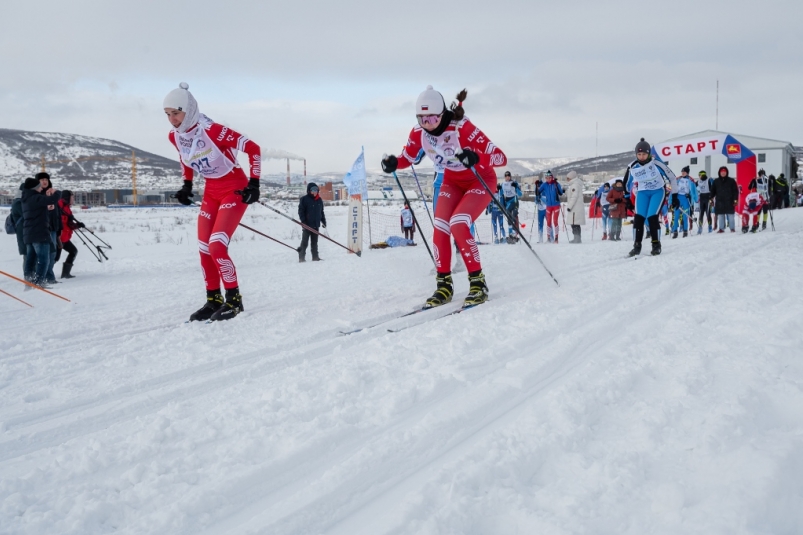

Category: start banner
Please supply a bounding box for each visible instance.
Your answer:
[652,134,754,164]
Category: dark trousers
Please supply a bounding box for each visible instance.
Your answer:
[299,228,319,259]
[62,240,78,264]
[403,226,414,240]
[698,194,712,226]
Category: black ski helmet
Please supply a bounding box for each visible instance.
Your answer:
[635,138,651,154]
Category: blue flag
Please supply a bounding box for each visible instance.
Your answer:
[343,148,368,198]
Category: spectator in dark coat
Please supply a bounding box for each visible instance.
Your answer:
[297,182,326,262]
[772,173,790,209]
[9,184,27,276]
[38,173,63,284]
[710,166,738,233]
[22,176,60,286]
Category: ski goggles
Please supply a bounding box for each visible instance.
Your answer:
[310,187,319,193]
[416,114,442,127]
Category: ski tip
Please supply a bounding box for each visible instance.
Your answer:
[355,251,362,257]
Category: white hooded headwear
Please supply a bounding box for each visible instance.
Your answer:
[415,85,445,115]
[164,82,200,133]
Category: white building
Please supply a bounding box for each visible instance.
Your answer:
[659,130,796,179]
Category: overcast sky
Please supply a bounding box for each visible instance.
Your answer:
[2,0,801,174]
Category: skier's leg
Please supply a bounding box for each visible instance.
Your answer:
[207,187,249,290]
[433,182,460,274]
[197,195,222,291]
[449,187,490,274]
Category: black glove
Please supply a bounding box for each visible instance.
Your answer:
[455,149,479,168]
[175,180,194,206]
[239,178,261,204]
[76,221,86,228]
[671,193,680,209]
[381,155,398,174]
[614,198,623,204]
[321,220,327,229]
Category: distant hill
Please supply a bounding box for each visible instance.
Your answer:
[0,128,179,192]
[550,151,634,177]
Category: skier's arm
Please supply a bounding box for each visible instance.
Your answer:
[459,119,507,168]
[298,198,306,225]
[321,205,326,228]
[690,181,699,203]
[656,161,678,194]
[396,127,424,170]
[624,168,633,194]
[514,182,522,198]
[207,124,261,178]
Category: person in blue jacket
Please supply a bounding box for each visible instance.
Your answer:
[541,170,565,243]
[486,184,506,243]
[671,166,699,238]
[624,138,678,256]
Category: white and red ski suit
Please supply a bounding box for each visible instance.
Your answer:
[395,116,506,274]
[169,115,261,291]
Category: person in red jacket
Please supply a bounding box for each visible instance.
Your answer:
[164,82,262,322]
[58,190,84,279]
[381,86,507,308]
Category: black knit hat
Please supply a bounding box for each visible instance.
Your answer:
[24,177,40,190]
[635,138,651,154]
[681,166,690,173]
[35,172,50,181]
[62,190,73,202]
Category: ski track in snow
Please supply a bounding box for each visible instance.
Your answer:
[1,205,802,534]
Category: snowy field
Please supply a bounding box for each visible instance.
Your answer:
[1,202,803,534]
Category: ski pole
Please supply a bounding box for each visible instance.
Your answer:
[80,227,112,249]
[258,201,361,257]
[238,223,298,251]
[73,228,103,262]
[560,204,568,234]
[0,287,33,308]
[528,206,537,242]
[0,270,71,302]
[391,171,435,266]
[468,167,559,287]
[76,228,109,261]
[410,164,435,229]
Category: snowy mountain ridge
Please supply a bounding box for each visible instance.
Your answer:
[0,128,178,192]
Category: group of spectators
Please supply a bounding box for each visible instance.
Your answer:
[8,172,84,288]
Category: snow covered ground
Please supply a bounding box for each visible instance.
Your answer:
[1,203,803,534]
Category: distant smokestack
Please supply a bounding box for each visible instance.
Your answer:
[286,158,290,186]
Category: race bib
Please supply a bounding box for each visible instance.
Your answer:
[501,181,516,197]
[631,162,663,191]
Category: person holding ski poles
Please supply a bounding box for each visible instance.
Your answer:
[487,183,506,244]
[671,166,698,238]
[500,171,522,243]
[164,82,262,322]
[696,170,713,233]
[58,190,84,279]
[381,86,507,308]
[541,170,564,243]
[624,138,678,256]
[534,179,547,243]
[595,182,612,240]
[741,183,766,233]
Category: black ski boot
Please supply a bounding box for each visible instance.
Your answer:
[751,224,758,233]
[209,288,244,321]
[628,242,642,257]
[741,226,749,234]
[424,273,453,309]
[464,271,488,307]
[297,247,305,263]
[682,231,688,238]
[650,239,662,256]
[189,290,224,322]
[762,221,767,230]
[671,231,678,239]
[61,262,76,279]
